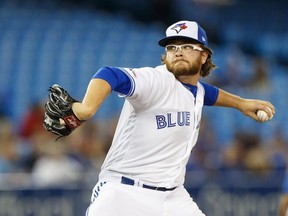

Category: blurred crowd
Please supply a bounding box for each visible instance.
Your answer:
[0,102,117,188]
[0,102,286,190]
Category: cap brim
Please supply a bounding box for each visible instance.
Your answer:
[158,36,204,47]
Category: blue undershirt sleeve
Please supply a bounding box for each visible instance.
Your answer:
[200,81,219,106]
[92,67,132,95]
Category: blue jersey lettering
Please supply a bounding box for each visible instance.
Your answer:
[156,111,190,129]
[156,115,167,129]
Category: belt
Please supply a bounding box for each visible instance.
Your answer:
[121,176,176,192]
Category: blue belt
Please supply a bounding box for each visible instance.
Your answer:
[121,176,176,192]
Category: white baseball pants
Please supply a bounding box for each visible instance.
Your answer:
[86,181,205,216]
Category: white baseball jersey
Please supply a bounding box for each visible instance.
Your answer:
[99,65,204,188]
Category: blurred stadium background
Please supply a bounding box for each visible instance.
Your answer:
[0,0,287,215]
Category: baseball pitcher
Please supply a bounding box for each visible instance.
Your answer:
[43,20,275,216]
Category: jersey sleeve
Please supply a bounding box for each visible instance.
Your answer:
[92,67,133,96]
[92,66,161,103]
[200,81,219,106]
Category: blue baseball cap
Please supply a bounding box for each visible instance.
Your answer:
[158,21,209,47]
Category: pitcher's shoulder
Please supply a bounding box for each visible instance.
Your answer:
[155,65,168,73]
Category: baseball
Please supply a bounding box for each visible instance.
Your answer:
[256,107,273,122]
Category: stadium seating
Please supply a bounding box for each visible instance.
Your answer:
[0,3,287,145]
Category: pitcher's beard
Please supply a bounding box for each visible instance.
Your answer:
[166,61,201,78]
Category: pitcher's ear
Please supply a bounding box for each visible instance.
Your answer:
[201,51,208,64]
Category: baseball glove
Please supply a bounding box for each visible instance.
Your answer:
[43,84,84,138]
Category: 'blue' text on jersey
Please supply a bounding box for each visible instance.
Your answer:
[156,111,191,129]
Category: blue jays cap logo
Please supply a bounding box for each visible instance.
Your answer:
[171,23,187,34]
